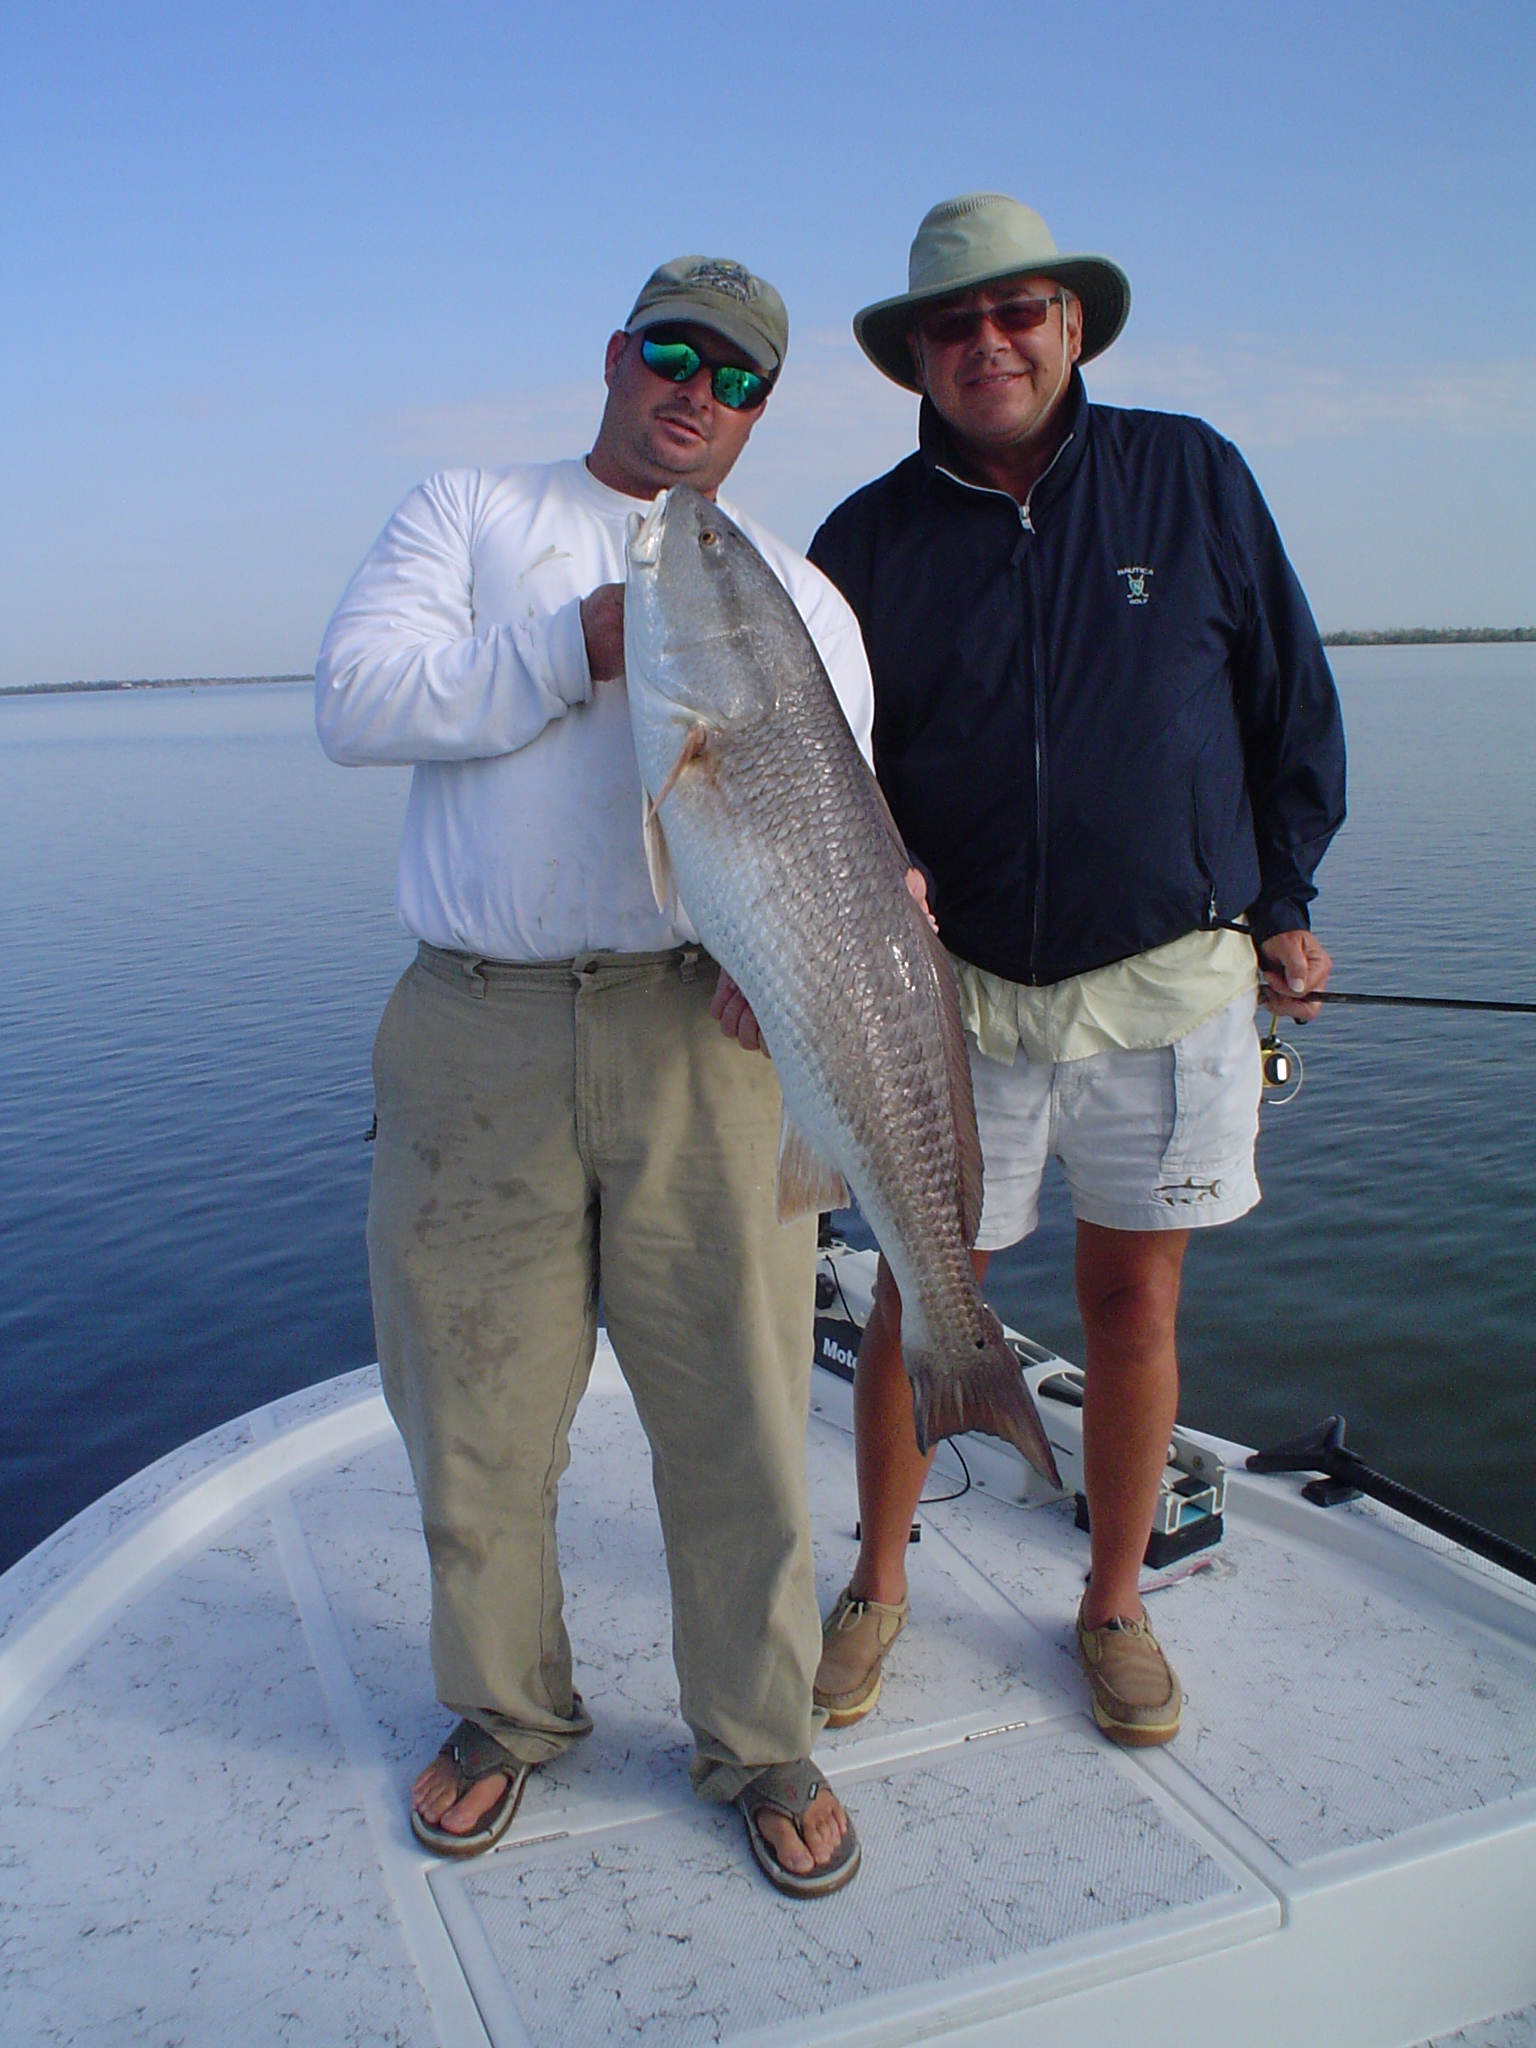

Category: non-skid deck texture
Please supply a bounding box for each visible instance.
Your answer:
[455,1728,1237,2048]
[1,1351,1534,2046]
[1425,2008,1536,2048]
[0,1505,434,2045]
[918,1472,1536,1867]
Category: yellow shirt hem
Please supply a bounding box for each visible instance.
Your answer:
[954,930,1260,1066]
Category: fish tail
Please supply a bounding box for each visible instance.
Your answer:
[908,1312,1063,1489]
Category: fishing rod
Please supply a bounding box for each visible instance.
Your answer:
[1302,990,1536,1015]
[1246,1414,1536,1589]
[1252,940,1536,1015]
[1257,982,1536,1096]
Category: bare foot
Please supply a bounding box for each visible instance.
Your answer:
[411,1753,509,1837]
[753,1783,849,1878]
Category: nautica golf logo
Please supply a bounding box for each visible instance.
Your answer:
[1117,565,1154,605]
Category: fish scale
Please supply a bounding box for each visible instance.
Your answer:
[624,486,1060,1481]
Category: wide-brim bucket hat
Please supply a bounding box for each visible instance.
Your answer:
[854,193,1130,392]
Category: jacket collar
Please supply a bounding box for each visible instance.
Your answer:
[918,368,1090,509]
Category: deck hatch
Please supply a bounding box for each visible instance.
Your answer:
[442,1726,1253,2047]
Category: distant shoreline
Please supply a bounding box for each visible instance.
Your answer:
[1320,628,1534,647]
[0,673,313,699]
[4,631,1534,697]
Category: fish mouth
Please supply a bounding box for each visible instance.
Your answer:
[628,491,669,569]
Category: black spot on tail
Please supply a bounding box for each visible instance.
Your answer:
[908,1319,1062,1488]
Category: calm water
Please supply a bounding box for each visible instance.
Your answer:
[2,653,1534,1573]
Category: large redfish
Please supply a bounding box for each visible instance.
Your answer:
[623,485,1059,1484]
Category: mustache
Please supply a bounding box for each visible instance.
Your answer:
[654,404,708,433]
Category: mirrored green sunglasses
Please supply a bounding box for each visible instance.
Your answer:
[638,332,772,411]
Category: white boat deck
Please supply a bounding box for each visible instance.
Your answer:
[2,1251,1535,2047]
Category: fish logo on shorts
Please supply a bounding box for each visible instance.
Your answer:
[1117,565,1154,605]
[1154,1174,1224,1204]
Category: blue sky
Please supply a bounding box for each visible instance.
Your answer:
[1,0,1531,686]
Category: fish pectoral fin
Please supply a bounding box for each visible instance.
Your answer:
[642,801,679,920]
[641,723,710,916]
[650,722,710,813]
[775,1109,850,1224]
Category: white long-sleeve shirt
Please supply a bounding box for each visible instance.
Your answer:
[316,458,875,961]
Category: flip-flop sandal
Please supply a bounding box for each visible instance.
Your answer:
[410,1718,534,1858]
[735,1759,861,1898]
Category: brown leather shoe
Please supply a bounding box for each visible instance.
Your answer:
[814,1585,909,1727]
[1075,1599,1182,1746]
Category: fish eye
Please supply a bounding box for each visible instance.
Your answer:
[700,529,718,547]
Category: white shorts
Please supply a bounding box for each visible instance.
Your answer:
[969,991,1262,1249]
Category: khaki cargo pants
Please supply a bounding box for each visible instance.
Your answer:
[367,942,822,1801]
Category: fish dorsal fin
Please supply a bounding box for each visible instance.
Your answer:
[776,1107,850,1224]
[859,752,985,1247]
[912,908,985,1247]
[642,800,678,920]
[867,765,916,870]
[848,746,982,1236]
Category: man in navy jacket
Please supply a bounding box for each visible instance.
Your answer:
[808,194,1345,1747]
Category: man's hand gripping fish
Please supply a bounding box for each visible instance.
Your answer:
[624,485,1061,1485]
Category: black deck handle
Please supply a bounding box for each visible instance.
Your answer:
[1247,1415,1536,1589]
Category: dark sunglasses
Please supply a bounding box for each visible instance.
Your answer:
[918,291,1064,349]
[638,333,772,411]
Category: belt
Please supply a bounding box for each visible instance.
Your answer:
[415,940,706,997]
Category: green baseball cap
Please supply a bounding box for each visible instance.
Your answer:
[625,256,789,377]
[854,194,1131,391]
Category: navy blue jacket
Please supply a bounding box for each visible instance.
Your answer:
[807,373,1346,986]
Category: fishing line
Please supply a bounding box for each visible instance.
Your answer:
[824,1249,973,1508]
[1259,1024,1305,1105]
[921,1442,973,1507]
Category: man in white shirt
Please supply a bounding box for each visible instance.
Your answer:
[316,256,873,1897]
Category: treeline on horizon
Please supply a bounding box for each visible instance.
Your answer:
[4,630,1536,696]
[1320,628,1536,647]
[0,674,315,698]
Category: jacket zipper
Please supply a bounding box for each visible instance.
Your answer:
[1026,542,1048,976]
[933,430,1073,525]
[1190,774,1220,926]
[936,434,1074,982]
